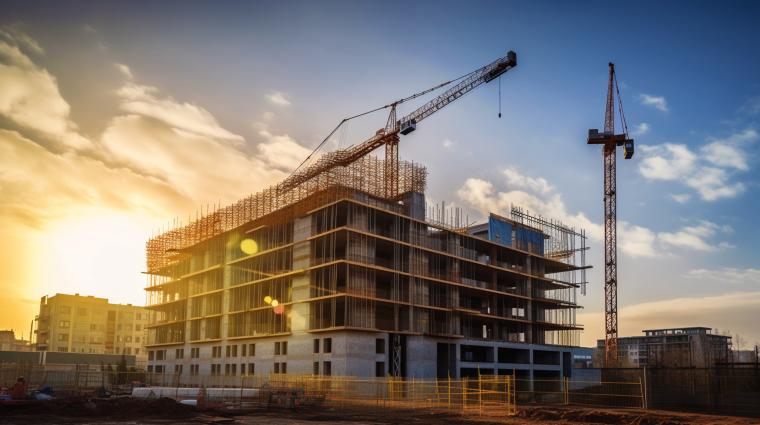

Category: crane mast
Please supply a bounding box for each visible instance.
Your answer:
[587,63,634,367]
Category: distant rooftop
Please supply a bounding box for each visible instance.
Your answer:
[41,293,139,308]
[643,327,714,336]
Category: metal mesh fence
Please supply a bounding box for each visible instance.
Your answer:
[515,377,644,408]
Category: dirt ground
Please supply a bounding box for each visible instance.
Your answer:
[0,398,758,425]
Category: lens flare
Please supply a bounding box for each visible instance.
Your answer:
[264,295,273,305]
[273,305,285,315]
[270,299,279,307]
[240,239,258,255]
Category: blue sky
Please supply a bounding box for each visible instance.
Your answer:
[1,0,758,347]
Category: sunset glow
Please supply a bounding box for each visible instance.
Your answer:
[1,1,759,352]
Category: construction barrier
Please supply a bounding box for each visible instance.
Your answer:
[516,377,645,408]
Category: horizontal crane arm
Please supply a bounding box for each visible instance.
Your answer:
[280,50,517,192]
[398,51,516,133]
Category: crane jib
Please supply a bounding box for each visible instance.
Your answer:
[398,50,517,135]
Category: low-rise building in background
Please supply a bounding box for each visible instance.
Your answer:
[34,293,149,365]
[596,327,731,368]
[0,329,32,352]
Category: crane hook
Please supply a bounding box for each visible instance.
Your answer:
[498,75,502,118]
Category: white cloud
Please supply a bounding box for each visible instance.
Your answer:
[502,166,554,197]
[0,36,91,150]
[114,63,133,80]
[456,170,602,242]
[0,28,313,220]
[658,220,732,252]
[255,128,312,171]
[632,122,650,136]
[457,167,733,258]
[686,267,760,285]
[686,167,745,201]
[266,91,291,106]
[638,144,696,180]
[116,81,244,143]
[0,129,188,227]
[442,139,455,149]
[638,129,754,201]
[639,93,669,112]
[618,222,658,258]
[670,193,691,203]
[700,129,757,171]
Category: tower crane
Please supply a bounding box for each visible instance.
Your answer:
[284,50,517,200]
[286,50,517,377]
[587,63,634,367]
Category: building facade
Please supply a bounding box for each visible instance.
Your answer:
[596,327,732,368]
[0,330,32,352]
[35,294,150,364]
[145,159,588,380]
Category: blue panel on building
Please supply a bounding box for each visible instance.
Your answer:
[488,216,512,247]
[515,226,544,255]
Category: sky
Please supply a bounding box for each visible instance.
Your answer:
[0,0,759,348]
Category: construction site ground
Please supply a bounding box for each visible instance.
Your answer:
[1,398,758,425]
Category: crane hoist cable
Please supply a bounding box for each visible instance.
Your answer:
[289,65,485,176]
[282,50,517,193]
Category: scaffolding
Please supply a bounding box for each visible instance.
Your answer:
[146,156,427,274]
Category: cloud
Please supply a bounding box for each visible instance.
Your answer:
[0,28,313,225]
[266,91,291,106]
[114,63,133,80]
[670,193,691,203]
[638,129,754,201]
[700,129,756,171]
[739,95,760,116]
[687,167,745,201]
[632,122,650,136]
[579,292,760,346]
[0,35,92,150]
[639,93,669,112]
[457,167,733,258]
[0,129,189,228]
[442,139,455,149]
[0,28,319,333]
[0,24,44,55]
[686,267,760,285]
[255,128,312,171]
[638,144,696,180]
[618,222,658,258]
[658,220,731,252]
[115,81,244,143]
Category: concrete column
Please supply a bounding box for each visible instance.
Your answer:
[525,256,533,344]
[291,215,312,333]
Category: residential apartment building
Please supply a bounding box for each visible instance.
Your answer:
[145,158,588,380]
[35,293,150,363]
[596,327,732,368]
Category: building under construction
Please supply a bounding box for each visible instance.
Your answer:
[144,156,588,380]
[144,50,589,381]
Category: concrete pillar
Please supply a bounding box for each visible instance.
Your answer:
[525,256,533,344]
[291,215,312,333]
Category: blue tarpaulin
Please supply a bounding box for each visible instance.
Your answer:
[515,226,544,255]
[488,216,512,247]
